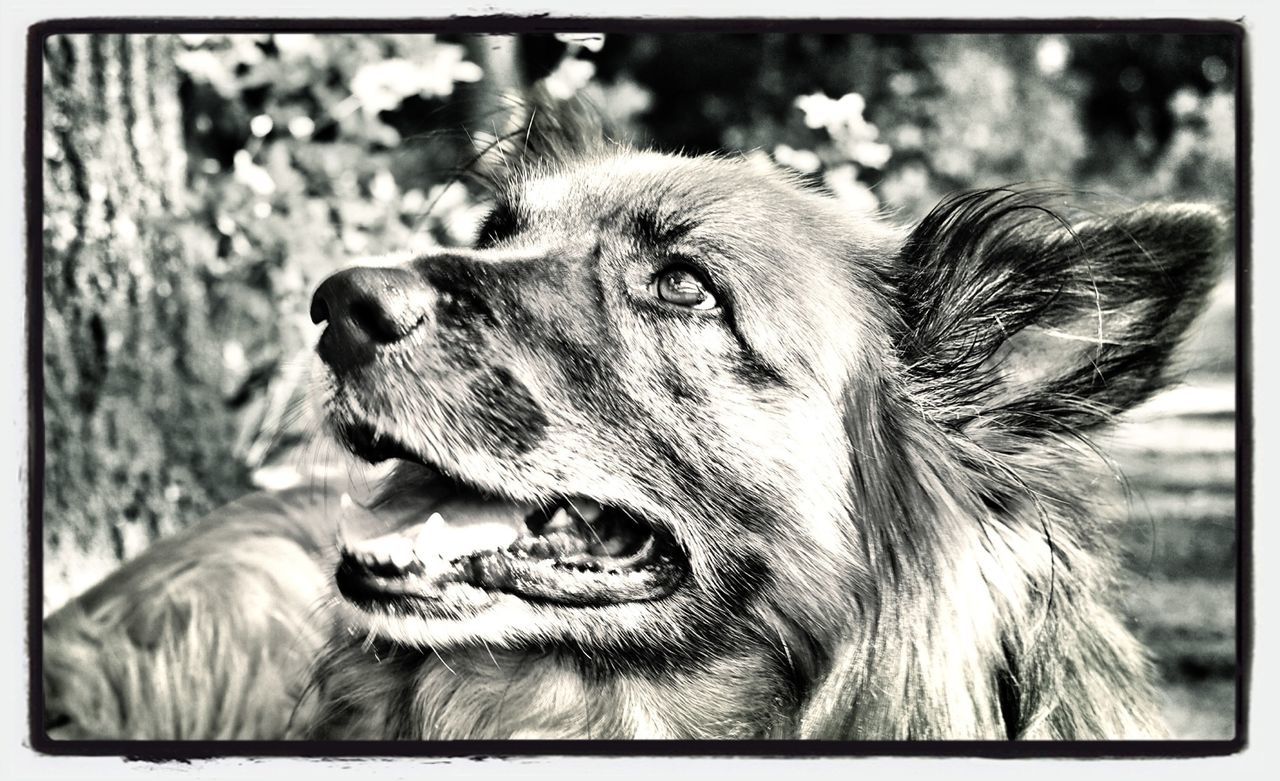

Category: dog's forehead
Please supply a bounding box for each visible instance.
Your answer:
[514,152,784,226]
[502,152,901,337]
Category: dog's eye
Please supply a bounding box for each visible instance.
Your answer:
[653,266,718,311]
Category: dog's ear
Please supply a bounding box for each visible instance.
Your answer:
[888,190,1227,443]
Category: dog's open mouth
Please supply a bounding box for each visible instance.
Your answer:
[333,421,688,610]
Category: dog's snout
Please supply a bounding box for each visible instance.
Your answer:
[312,266,434,369]
[312,266,432,342]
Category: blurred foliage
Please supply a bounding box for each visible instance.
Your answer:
[165,30,1235,473]
[170,34,496,477]
[583,33,1235,213]
[43,31,1237,605]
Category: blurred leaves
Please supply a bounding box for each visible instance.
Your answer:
[794,91,892,169]
[167,34,498,479]
[349,53,482,115]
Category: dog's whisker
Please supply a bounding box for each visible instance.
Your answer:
[482,640,501,671]
[431,646,458,677]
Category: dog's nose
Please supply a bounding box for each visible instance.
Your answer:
[311,266,433,342]
[312,266,434,371]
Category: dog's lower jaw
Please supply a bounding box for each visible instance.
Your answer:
[298,642,798,740]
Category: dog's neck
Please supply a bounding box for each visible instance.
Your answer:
[300,641,798,739]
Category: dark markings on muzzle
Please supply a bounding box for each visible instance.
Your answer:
[730,334,789,390]
[466,367,549,455]
[538,327,651,428]
[435,293,487,371]
[658,362,709,406]
[644,433,779,537]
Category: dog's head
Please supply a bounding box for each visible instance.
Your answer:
[313,122,1224,734]
[314,150,893,654]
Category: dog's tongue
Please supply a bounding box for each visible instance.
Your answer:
[341,495,532,575]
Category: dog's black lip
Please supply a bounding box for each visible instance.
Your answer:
[334,566,480,619]
[335,418,420,464]
[467,538,688,606]
[337,532,689,612]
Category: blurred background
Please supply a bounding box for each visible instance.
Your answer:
[41,30,1238,738]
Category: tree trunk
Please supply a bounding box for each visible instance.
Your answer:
[42,34,251,611]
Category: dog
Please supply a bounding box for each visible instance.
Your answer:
[41,107,1225,741]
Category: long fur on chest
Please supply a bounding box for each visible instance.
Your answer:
[297,643,797,739]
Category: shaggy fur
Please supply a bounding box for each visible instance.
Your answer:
[42,108,1225,741]
[42,489,332,739]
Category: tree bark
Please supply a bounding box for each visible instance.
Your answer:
[42,34,251,610]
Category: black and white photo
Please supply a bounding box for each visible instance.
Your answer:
[32,23,1243,751]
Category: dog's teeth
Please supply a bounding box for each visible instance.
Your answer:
[413,512,445,560]
[601,536,630,556]
[544,507,574,532]
[352,533,415,570]
[389,544,415,570]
